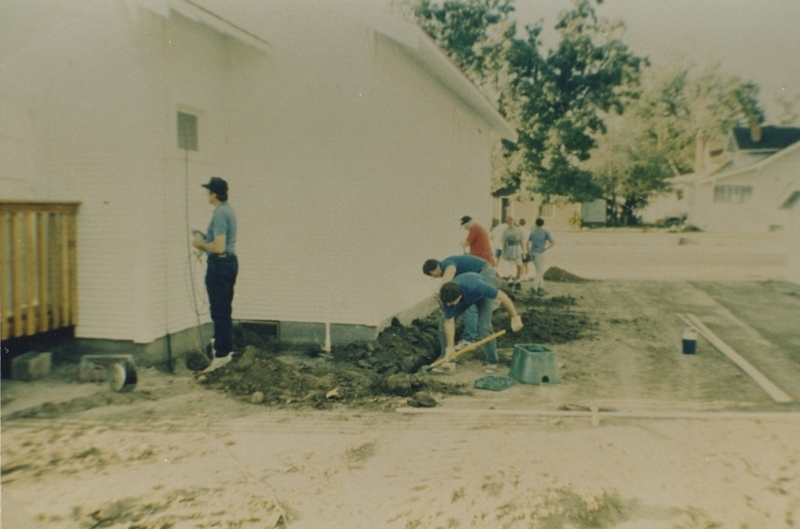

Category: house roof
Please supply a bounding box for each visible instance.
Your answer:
[778,177,800,210]
[733,126,800,151]
[353,5,518,142]
[696,138,800,186]
[133,0,518,142]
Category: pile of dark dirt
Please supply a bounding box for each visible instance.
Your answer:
[332,317,439,375]
[543,267,590,283]
[201,287,595,409]
[496,292,595,347]
[200,352,466,409]
[201,315,467,409]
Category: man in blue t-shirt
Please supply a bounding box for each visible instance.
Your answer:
[528,218,554,294]
[437,272,523,373]
[192,176,238,373]
[423,255,497,350]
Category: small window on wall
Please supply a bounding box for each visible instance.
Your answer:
[713,185,752,204]
[177,111,198,151]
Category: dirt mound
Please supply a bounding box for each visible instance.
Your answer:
[543,266,590,283]
[496,292,594,347]
[200,315,467,408]
[332,316,439,374]
[199,288,595,409]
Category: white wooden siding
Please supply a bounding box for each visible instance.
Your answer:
[1,0,509,344]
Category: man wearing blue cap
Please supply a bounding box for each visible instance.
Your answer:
[192,176,238,373]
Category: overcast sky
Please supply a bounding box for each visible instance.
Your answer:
[377,0,800,125]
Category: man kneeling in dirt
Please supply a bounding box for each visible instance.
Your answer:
[423,255,496,352]
[438,272,523,373]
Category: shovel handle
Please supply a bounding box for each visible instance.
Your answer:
[427,329,507,369]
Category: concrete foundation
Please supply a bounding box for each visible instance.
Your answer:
[36,297,440,369]
[64,323,212,368]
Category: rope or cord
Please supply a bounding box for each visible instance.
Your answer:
[202,426,291,527]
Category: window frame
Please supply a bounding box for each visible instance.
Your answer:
[713,185,753,204]
[177,110,199,152]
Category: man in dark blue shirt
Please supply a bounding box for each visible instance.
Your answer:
[423,255,496,350]
[438,272,523,373]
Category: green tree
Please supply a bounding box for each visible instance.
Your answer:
[584,115,673,225]
[408,0,645,204]
[581,62,765,226]
[634,63,764,176]
[511,1,643,203]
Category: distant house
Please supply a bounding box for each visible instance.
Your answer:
[779,178,800,285]
[490,189,580,232]
[0,0,516,362]
[683,126,800,233]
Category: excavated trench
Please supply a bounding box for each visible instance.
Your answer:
[201,274,595,409]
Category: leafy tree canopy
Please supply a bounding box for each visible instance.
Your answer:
[401,0,766,224]
[408,0,645,203]
[582,62,765,225]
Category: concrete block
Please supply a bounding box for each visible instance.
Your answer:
[330,323,377,345]
[11,352,52,381]
[279,321,326,345]
[79,354,135,382]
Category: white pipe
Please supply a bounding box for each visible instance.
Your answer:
[396,407,800,421]
[323,322,331,353]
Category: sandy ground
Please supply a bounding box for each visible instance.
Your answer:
[3,230,800,528]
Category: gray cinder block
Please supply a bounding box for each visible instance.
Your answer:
[11,352,52,381]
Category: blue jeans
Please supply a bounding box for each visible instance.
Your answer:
[462,267,498,343]
[205,254,238,356]
[439,295,498,365]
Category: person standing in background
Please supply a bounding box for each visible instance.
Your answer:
[192,177,238,373]
[528,217,555,295]
[501,216,525,289]
[490,219,507,277]
[460,216,495,267]
[518,218,532,280]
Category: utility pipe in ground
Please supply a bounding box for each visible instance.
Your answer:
[396,407,800,422]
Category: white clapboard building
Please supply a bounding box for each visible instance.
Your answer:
[0,0,517,362]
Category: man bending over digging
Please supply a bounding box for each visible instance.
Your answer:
[438,272,523,373]
[423,255,496,351]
